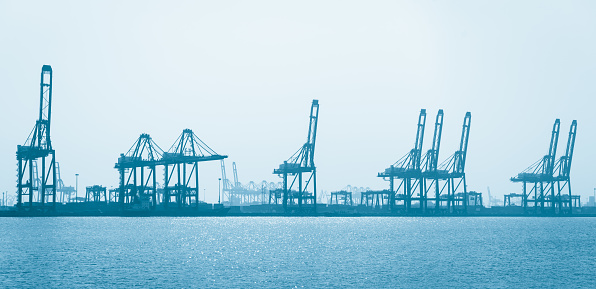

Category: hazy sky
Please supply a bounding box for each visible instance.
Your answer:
[1,1,595,204]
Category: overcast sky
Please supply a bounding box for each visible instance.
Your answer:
[1,0,595,204]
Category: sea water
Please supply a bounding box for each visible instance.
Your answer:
[1,217,595,288]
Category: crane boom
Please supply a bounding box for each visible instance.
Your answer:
[28,65,54,150]
[303,99,319,168]
[455,112,471,174]
[413,109,427,170]
[546,119,560,175]
[427,109,443,171]
[560,120,577,177]
[233,162,240,187]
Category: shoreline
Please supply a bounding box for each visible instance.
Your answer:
[2,203,596,217]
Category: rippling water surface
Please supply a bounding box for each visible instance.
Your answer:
[1,217,595,288]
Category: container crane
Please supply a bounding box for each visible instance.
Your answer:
[233,162,240,188]
[553,120,577,212]
[422,110,444,211]
[16,65,57,209]
[55,162,75,203]
[273,99,319,212]
[220,159,233,204]
[162,129,227,208]
[378,109,426,212]
[440,112,471,212]
[115,134,164,208]
[511,119,560,213]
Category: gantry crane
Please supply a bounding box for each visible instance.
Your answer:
[421,110,444,211]
[233,162,240,188]
[273,99,319,212]
[162,129,227,208]
[229,162,244,204]
[220,160,243,205]
[511,119,560,213]
[115,134,164,208]
[16,65,57,209]
[56,162,65,202]
[378,109,426,212]
[241,180,263,205]
[436,112,471,212]
[221,160,271,206]
[229,162,257,205]
[511,119,578,214]
[220,159,233,204]
[56,162,75,203]
[85,185,107,202]
[553,120,577,211]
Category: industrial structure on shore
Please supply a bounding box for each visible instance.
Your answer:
[10,65,587,216]
[114,129,228,209]
[508,119,579,214]
[369,109,472,214]
[16,65,57,209]
[270,99,319,213]
[220,161,268,206]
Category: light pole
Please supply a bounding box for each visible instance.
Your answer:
[218,178,222,204]
[75,173,79,203]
